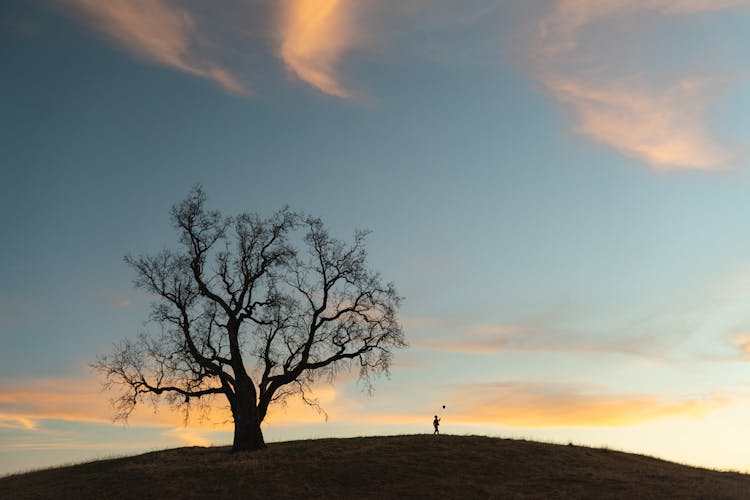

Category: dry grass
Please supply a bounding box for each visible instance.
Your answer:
[1,434,749,499]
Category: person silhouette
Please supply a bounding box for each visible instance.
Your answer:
[433,415,440,434]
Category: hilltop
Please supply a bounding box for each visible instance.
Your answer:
[1,435,748,499]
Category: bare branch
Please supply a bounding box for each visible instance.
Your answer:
[95,186,405,451]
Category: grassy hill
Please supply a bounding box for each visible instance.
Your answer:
[1,434,749,499]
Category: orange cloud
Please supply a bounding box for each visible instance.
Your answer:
[0,414,37,430]
[0,374,342,433]
[0,376,112,427]
[531,0,750,171]
[415,323,521,353]
[548,78,729,171]
[448,382,729,427]
[63,0,248,95]
[306,380,730,430]
[279,0,360,98]
[406,315,680,359]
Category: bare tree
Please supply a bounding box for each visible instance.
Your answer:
[93,186,406,451]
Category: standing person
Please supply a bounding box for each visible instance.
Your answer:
[433,415,440,434]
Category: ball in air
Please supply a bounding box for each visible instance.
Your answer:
[442,405,446,409]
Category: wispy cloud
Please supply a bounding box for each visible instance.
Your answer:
[325,378,731,429]
[450,381,729,427]
[405,315,683,359]
[0,374,340,433]
[62,0,249,95]
[0,377,111,427]
[548,77,729,171]
[531,0,750,171]
[62,0,366,98]
[411,320,523,353]
[0,414,37,430]
[279,0,505,98]
[0,375,221,431]
[278,0,361,98]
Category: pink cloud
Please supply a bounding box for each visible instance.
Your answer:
[63,0,249,95]
[448,381,730,427]
[278,0,362,98]
[414,322,521,353]
[531,0,750,171]
[0,374,343,432]
[405,315,681,358]
[548,77,730,171]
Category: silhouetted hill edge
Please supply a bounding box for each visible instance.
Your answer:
[1,434,749,499]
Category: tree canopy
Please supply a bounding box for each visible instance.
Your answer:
[93,186,406,451]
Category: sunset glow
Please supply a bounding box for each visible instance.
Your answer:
[3,0,750,477]
[279,0,357,98]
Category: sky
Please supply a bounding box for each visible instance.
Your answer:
[3,0,750,476]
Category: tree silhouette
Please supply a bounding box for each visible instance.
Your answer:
[93,186,405,451]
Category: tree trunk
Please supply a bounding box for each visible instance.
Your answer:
[232,400,265,452]
[228,355,265,452]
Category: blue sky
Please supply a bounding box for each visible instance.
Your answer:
[3,0,750,475]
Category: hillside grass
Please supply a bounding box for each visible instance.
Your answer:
[1,434,749,499]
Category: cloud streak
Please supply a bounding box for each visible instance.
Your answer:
[0,374,339,433]
[0,414,37,431]
[405,315,683,359]
[63,0,248,95]
[61,0,364,98]
[449,381,729,427]
[531,0,750,171]
[0,374,347,462]
[325,378,730,429]
[278,0,360,98]
[0,377,112,426]
[412,321,524,353]
[548,78,729,171]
